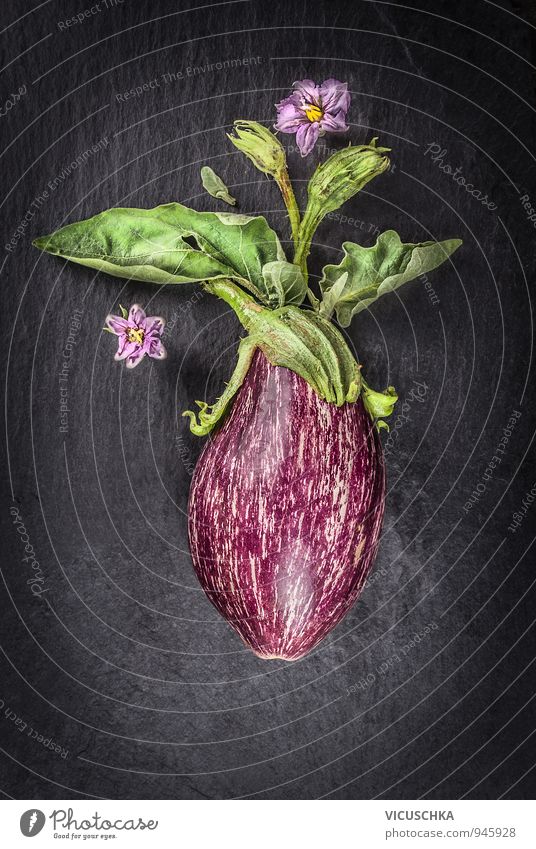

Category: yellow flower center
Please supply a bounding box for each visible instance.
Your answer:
[305,103,323,123]
[127,327,144,345]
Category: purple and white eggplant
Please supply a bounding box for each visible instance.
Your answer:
[189,349,385,660]
[34,79,461,660]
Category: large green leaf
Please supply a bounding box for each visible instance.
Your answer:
[319,230,462,326]
[33,203,296,307]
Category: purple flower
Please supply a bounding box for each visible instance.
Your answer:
[274,78,350,156]
[105,304,166,369]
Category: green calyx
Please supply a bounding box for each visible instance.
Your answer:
[252,306,361,407]
[182,336,257,436]
[361,380,398,432]
[182,279,400,436]
[182,279,364,435]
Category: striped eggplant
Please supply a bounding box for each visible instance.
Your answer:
[33,107,461,661]
[189,348,385,660]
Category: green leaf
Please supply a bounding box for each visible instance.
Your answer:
[200,166,236,206]
[315,272,348,318]
[261,260,307,307]
[319,230,462,326]
[33,203,287,307]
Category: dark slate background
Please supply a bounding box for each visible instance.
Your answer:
[1,0,535,800]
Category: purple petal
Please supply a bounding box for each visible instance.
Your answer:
[319,79,350,114]
[144,315,165,335]
[125,348,147,369]
[296,121,320,156]
[293,79,321,105]
[148,338,167,360]
[114,339,139,361]
[128,304,146,325]
[105,314,129,335]
[274,100,307,133]
[320,110,349,133]
[275,92,301,110]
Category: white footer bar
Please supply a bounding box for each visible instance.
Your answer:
[1,799,533,848]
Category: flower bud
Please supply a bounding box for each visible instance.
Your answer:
[228,120,287,178]
[307,138,390,216]
[295,139,390,271]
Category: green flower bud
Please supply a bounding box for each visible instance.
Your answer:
[294,138,390,272]
[228,120,287,178]
[228,120,301,248]
[307,138,390,216]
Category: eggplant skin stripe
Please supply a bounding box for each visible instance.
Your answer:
[189,349,385,661]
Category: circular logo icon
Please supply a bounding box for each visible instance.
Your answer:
[20,810,45,837]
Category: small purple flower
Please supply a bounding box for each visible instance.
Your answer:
[105,304,166,369]
[274,78,350,156]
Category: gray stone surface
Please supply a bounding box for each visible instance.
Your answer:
[0,0,535,799]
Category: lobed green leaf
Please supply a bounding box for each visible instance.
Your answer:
[319,230,462,326]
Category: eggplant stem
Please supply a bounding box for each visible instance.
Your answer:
[203,278,264,331]
[275,167,301,251]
